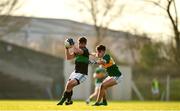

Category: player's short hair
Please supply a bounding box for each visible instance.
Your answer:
[96,45,106,52]
[78,37,87,44]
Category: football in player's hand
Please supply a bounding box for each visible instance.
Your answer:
[64,38,75,48]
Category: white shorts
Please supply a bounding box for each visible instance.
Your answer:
[104,75,123,84]
[69,71,87,84]
[95,83,102,88]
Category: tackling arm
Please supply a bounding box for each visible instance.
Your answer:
[97,58,106,65]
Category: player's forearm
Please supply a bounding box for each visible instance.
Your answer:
[65,48,74,60]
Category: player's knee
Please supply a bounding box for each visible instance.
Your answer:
[101,83,108,90]
[67,82,74,90]
[100,84,106,90]
[66,85,71,90]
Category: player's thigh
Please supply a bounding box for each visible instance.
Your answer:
[102,77,117,89]
[69,79,79,86]
[69,71,87,84]
[65,79,78,90]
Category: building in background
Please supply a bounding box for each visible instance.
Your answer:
[1,16,150,64]
[0,41,64,99]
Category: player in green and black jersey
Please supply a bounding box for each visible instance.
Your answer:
[57,37,89,105]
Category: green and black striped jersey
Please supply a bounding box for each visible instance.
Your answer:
[101,54,121,77]
[75,47,89,75]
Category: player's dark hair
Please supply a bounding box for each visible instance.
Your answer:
[78,37,87,44]
[96,45,106,52]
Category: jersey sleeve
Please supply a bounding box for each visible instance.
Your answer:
[103,54,111,63]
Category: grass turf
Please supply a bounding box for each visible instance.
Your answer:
[0,100,179,110]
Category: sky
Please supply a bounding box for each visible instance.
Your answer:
[13,0,180,41]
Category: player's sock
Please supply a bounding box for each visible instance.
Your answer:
[102,99,107,105]
[86,98,90,104]
[57,91,69,105]
[67,90,73,102]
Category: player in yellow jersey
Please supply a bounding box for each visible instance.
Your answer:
[92,45,123,106]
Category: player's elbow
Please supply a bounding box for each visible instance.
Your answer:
[66,56,72,60]
[66,56,71,60]
[66,57,70,60]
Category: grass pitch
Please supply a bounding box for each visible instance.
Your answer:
[0,100,179,110]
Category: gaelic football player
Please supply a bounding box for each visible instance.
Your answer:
[92,45,123,106]
[57,37,89,105]
[86,66,107,105]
